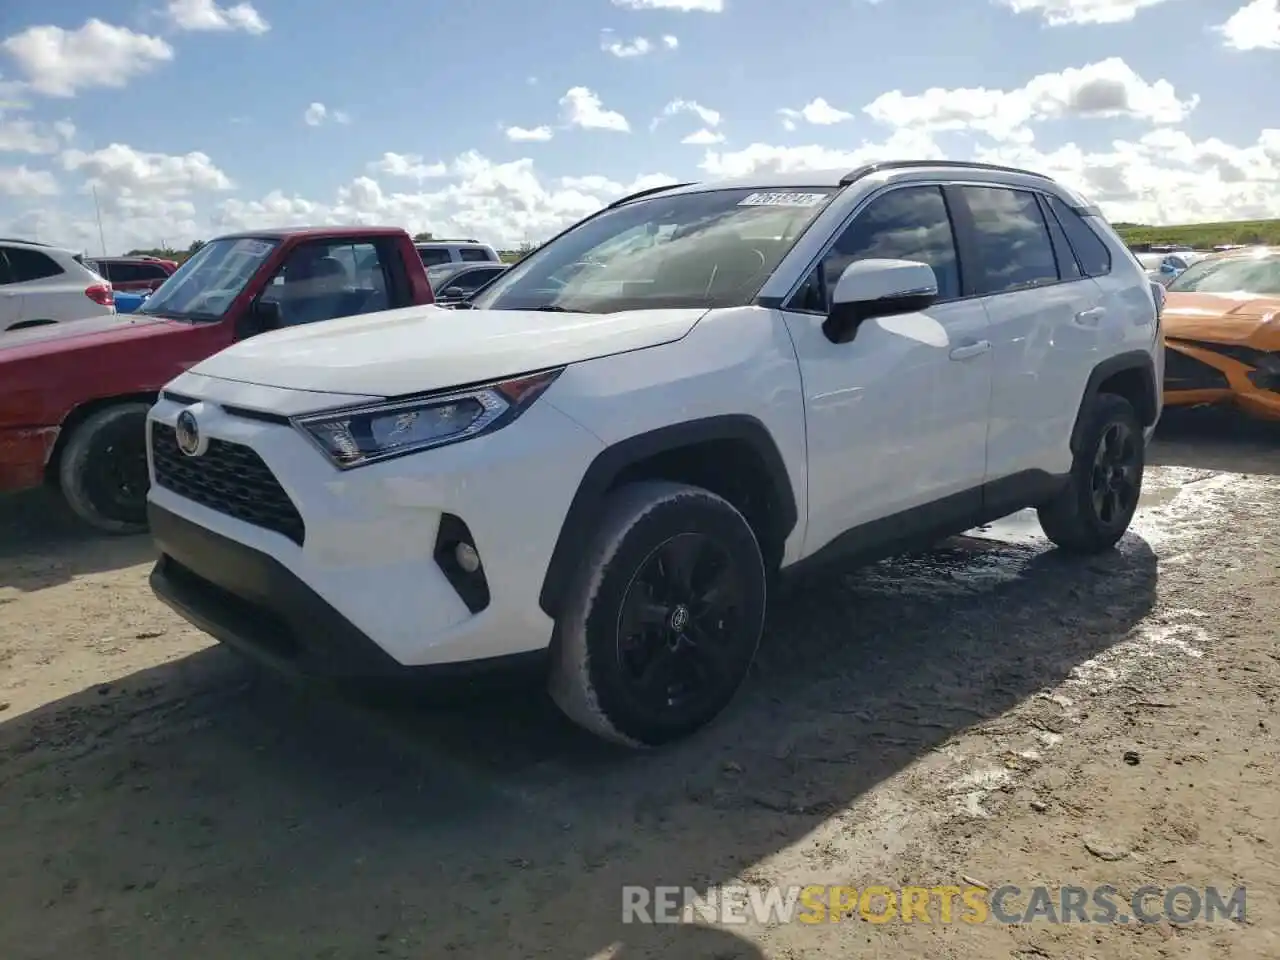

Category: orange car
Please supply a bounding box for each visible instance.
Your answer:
[1161,246,1280,420]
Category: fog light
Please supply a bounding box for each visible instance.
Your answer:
[455,542,481,573]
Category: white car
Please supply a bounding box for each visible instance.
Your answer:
[145,160,1163,748]
[413,239,501,267]
[0,239,115,333]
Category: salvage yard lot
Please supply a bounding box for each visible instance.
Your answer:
[1,412,1278,960]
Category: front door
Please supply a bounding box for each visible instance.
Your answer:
[779,184,993,555]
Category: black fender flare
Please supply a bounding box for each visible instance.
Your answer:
[537,414,799,619]
[1069,349,1159,455]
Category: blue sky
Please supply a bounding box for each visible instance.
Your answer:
[0,0,1277,251]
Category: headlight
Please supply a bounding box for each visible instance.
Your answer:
[292,368,563,469]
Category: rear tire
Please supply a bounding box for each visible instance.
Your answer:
[1037,393,1145,554]
[548,481,767,748]
[58,402,153,535]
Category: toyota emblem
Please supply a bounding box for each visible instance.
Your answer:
[175,409,202,457]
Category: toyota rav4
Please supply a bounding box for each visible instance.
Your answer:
[146,161,1164,748]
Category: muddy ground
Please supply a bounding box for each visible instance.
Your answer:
[1,410,1278,960]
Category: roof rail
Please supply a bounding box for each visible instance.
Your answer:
[0,237,53,246]
[607,182,693,209]
[417,238,483,244]
[838,160,1054,186]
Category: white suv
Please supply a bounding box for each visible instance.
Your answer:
[0,239,116,333]
[414,239,500,267]
[145,160,1163,748]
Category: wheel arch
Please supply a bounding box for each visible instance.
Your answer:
[537,414,799,619]
[1069,350,1158,456]
[44,392,159,483]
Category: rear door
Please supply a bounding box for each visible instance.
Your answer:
[951,185,1103,483]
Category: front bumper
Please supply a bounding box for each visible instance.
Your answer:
[1163,337,1280,420]
[149,504,546,682]
[146,372,605,671]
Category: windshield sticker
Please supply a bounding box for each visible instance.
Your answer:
[737,192,828,208]
[231,239,274,258]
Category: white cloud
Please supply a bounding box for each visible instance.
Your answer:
[996,0,1178,25]
[779,97,854,128]
[662,35,679,48]
[0,165,58,197]
[657,98,722,129]
[303,102,351,126]
[0,116,60,154]
[506,125,554,141]
[210,153,680,248]
[559,87,630,132]
[612,0,723,9]
[61,143,233,196]
[601,31,652,57]
[7,125,1280,257]
[864,57,1197,142]
[682,128,725,145]
[165,0,270,35]
[1,19,174,97]
[1216,0,1280,50]
[366,152,447,180]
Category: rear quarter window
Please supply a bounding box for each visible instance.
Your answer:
[3,247,64,282]
[459,247,494,262]
[1046,196,1112,277]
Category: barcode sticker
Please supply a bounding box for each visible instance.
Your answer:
[738,192,829,207]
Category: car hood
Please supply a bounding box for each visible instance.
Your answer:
[0,312,178,356]
[189,303,709,396]
[1162,292,1280,344]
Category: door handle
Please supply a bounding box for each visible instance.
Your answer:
[949,340,991,361]
[1074,307,1105,327]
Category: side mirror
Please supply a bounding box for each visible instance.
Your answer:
[443,286,467,300]
[825,258,938,343]
[238,297,282,338]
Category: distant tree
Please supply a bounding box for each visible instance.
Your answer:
[188,239,205,255]
[413,231,435,242]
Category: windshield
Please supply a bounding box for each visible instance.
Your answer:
[138,237,279,320]
[1166,253,1280,295]
[467,187,838,314]
[427,263,466,286]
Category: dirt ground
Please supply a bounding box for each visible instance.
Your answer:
[1,410,1278,960]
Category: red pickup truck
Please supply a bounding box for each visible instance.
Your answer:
[0,226,434,533]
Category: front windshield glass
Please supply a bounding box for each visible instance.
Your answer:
[138,237,279,320]
[1167,253,1280,295]
[468,187,838,314]
[427,263,465,286]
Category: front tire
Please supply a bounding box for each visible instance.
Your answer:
[1037,393,1145,554]
[58,402,153,535]
[548,481,767,748]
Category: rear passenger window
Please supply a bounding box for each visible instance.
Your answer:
[790,185,961,311]
[1047,196,1112,277]
[4,247,64,282]
[111,262,142,282]
[459,248,491,262]
[417,248,453,266]
[138,263,169,280]
[961,187,1058,294]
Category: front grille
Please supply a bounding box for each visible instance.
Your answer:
[1164,347,1230,391]
[151,423,306,545]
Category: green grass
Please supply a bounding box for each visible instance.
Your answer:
[1114,219,1280,250]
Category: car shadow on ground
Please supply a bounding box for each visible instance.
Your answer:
[0,487,154,591]
[1150,408,1280,476]
[0,528,1157,958]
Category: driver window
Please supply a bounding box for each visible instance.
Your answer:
[264,241,390,327]
[789,186,961,312]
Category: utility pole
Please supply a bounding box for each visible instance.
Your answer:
[91,184,107,256]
